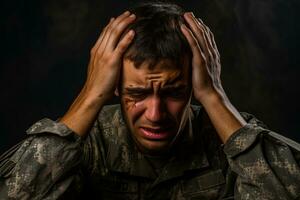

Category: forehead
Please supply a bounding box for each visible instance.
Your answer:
[122,59,190,87]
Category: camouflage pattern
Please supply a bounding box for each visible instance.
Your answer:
[0,104,300,199]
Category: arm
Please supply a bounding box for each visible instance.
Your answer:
[0,11,136,199]
[181,12,300,199]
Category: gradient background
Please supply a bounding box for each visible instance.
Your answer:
[1,0,299,154]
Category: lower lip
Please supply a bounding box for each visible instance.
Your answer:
[139,128,173,140]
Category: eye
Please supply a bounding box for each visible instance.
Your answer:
[163,90,186,99]
[128,93,148,101]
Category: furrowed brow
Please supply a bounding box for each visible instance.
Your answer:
[161,84,188,91]
[123,87,152,94]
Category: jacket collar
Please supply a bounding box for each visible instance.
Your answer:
[106,105,210,181]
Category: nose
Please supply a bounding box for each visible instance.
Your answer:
[144,96,165,123]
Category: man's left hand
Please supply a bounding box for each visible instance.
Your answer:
[181,12,223,102]
[181,12,246,143]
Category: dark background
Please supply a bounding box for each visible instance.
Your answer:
[1,0,299,154]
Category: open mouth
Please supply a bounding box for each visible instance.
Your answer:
[139,126,174,140]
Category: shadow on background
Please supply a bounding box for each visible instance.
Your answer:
[1,0,299,153]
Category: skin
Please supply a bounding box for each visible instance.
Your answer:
[119,59,191,155]
[60,11,136,135]
[180,12,246,142]
[60,10,246,154]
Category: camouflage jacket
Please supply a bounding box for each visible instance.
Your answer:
[0,104,300,200]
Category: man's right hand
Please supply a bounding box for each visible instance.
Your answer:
[59,11,136,136]
[84,11,136,102]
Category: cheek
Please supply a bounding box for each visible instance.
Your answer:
[123,97,146,125]
[166,100,187,119]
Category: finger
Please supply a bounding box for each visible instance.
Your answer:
[88,18,115,73]
[114,30,135,56]
[99,11,132,52]
[90,17,115,60]
[196,19,221,78]
[180,24,205,66]
[184,13,217,65]
[183,13,209,56]
[207,28,221,59]
[106,13,136,50]
[196,18,219,60]
[93,17,115,52]
[190,16,214,62]
[196,18,214,50]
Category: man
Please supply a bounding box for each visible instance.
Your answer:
[0,2,299,199]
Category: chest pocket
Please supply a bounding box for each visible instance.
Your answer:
[94,175,139,200]
[181,169,225,200]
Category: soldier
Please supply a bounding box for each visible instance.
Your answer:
[1,1,300,199]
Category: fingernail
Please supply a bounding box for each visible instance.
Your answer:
[128,30,135,36]
[129,14,136,18]
[190,12,195,17]
[124,11,130,15]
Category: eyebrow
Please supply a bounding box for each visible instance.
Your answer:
[160,85,188,91]
[123,84,188,94]
[123,87,152,94]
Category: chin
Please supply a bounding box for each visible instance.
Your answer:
[137,138,173,155]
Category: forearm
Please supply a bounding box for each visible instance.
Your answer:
[197,90,246,143]
[59,88,106,137]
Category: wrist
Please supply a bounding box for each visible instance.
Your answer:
[79,91,106,111]
[195,88,246,143]
[59,88,106,137]
[195,88,225,106]
[79,85,111,109]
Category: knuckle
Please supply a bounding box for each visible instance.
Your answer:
[100,56,108,65]
[101,53,110,60]
[191,41,198,48]
[102,25,108,32]
[211,52,217,60]
[200,53,207,61]
[106,25,114,34]
[206,26,211,33]
[105,52,114,60]
[113,25,123,35]
[95,48,103,56]
[116,43,127,53]
[108,26,118,37]
[90,48,95,55]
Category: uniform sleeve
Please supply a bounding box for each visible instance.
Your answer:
[0,118,85,200]
[223,114,300,199]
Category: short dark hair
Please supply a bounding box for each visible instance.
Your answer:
[124,1,191,69]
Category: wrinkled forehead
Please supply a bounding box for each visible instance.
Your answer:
[121,58,190,87]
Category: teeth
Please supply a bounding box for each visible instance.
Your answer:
[144,128,166,133]
[145,128,158,132]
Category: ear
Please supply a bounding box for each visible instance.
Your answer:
[114,88,119,96]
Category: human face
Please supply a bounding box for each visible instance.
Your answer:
[120,59,191,155]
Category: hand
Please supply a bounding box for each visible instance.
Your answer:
[181,13,246,143]
[60,11,136,136]
[181,12,223,102]
[83,11,136,103]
